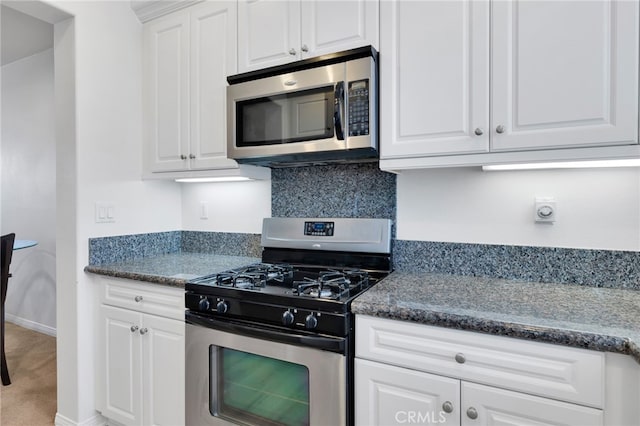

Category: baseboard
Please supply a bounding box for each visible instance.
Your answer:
[5,314,57,337]
[55,412,107,426]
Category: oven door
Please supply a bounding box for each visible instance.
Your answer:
[186,313,347,426]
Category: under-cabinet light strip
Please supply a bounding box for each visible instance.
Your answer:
[174,177,252,183]
[482,159,640,171]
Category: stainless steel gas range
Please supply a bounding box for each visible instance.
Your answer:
[185,217,392,426]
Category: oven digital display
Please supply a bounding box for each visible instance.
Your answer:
[304,221,334,236]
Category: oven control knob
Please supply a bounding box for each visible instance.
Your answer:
[198,297,210,311]
[305,314,318,330]
[282,310,295,326]
[216,300,229,314]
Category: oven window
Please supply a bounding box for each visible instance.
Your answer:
[216,347,310,426]
[236,85,335,147]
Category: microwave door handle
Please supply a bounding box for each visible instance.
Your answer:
[334,82,345,141]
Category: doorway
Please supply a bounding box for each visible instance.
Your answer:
[1,2,73,424]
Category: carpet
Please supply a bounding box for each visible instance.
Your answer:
[0,322,57,426]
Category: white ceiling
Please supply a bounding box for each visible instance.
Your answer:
[1,5,53,66]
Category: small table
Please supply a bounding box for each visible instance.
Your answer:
[13,240,37,251]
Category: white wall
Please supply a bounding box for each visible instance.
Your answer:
[12,1,185,424]
[180,181,271,233]
[69,1,182,423]
[397,167,640,251]
[1,48,56,334]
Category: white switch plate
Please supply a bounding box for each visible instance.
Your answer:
[535,197,556,223]
[200,202,209,220]
[95,202,116,223]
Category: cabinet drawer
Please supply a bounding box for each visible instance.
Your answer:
[100,278,184,320]
[356,315,604,408]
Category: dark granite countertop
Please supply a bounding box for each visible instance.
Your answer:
[353,271,640,362]
[84,253,261,288]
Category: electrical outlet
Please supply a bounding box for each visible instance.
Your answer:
[535,197,556,223]
[200,202,209,220]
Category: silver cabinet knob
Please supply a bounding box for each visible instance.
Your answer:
[442,401,454,413]
[189,153,196,159]
[180,154,187,160]
[474,128,483,136]
[466,407,478,419]
[139,328,148,335]
[496,125,505,134]
[301,44,309,52]
[130,325,139,333]
[455,353,466,364]
[134,295,143,303]
[288,48,297,56]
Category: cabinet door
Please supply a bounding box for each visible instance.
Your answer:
[99,305,143,426]
[144,12,190,172]
[299,0,378,59]
[355,359,460,426]
[461,382,603,426]
[380,0,490,159]
[189,1,240,170]
[142,313,185,426]
[238,0,301,73]
[491,0,639,151]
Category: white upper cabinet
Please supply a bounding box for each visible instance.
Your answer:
[238,0,300,71]
[380,0,490,158]
[143,1,240,173]
[238,0,379,73]
[299,0,379,58]
[380,0,639,169]
[144,12,190,172]
[491,0,638,152]
[189,1,239,170]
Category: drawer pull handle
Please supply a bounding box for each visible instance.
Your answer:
[140,328,148,335]
[455,353,466,364]
[466,407,478,420]
[442,401,454,413]
[130,325,139,333]
[134,296,143,303]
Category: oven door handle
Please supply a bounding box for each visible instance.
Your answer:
[186,312,346,353]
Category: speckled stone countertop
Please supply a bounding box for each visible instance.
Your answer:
[84,253,261,288]
[353,272,640,362]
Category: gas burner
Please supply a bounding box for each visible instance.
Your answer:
[213,263,294,290]
[291,269,370,300]
[294,278,348,300]
[245,263,294,284]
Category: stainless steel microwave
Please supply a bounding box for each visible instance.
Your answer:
[227,46,378,167]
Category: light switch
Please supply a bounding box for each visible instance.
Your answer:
[95,202,116,223]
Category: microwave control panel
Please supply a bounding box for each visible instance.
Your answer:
[348,79,369,137]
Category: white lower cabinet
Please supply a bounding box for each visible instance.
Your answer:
[96,278,185,426]
[356,358,461,425]
[356,359,602,426]
[461,382,601,426]
[355,316,611,426]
